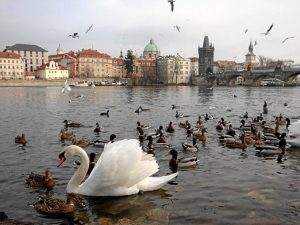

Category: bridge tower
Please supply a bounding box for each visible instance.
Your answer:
[245,41,256,71]
[198,36,214,76]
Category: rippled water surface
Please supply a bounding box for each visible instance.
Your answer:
[0,86,299,224]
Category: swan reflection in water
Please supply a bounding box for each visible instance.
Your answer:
[82,189,175,224]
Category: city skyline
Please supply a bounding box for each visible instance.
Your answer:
[1,0,299,63]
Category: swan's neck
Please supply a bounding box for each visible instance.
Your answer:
[67,148,89,194]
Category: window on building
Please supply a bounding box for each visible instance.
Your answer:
[30,66,33,72]
[30,51,32,57]
[36,59,38,64]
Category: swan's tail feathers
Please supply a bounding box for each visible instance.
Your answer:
[137,172,178,192]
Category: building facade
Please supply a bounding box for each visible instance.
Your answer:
[198,36,214,76]
[4,44,48,76]
[49,51,78,78]
[189,57,199,76]
[0,52,25,79]
[157,55,191,84]
[77,49,113,78]
[245,41,256,71]
[112,57,126,78]
[143,38,160,59]
[35,60,68,79]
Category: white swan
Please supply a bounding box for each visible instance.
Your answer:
[57,139,178,196]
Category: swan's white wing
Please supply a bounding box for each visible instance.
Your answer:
[81,139,159,195]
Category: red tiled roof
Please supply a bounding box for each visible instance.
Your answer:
[0,51,21,59]
[78,49,111,59]
[36,62,68,71]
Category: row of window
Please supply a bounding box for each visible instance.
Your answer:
[79,58,112,63]
[0,65,23,69]
[15,51,46,57]
[0,59,22,64]
[0,71,23,75]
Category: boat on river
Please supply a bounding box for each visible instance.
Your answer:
[70,80,89,87]
[260,78,285,87]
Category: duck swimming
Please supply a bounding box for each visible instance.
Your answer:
[57,140,178,196]
[60,129,74,141]
[94,122,103,133]
[169,149,198,169]
[166,121,175,133]
[33,194,81,215]
[100,110,109,117]
[64,120,81,128]
[26,169,55,191]
[72,138,92,148]
[15,133,28,146]
[182,138,199,152]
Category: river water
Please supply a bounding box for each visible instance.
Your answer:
[0,86,299,224]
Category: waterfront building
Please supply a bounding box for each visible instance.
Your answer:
[198,36,214,76]
[0,51,25,79]
[245,41,256,71]
[112,57,126,78]
[49,50,78,78]
[157,54,191,84]
[214,60,237,73]
[4,44,48,76]
[35,60,68,80]
[77,49,113,78]
[143,38,160,59]
[138,58,157,85]
[189,57,199,76]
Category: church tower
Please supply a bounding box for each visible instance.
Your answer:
[245,41,256,71]
[198,36,214,76]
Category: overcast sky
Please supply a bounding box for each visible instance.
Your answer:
[1,0,299,63]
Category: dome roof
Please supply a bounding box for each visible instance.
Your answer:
[144,38,160,52]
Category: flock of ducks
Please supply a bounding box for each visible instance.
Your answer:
[9,100,295,223]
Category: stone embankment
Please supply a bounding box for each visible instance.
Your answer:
[0,79,66,87]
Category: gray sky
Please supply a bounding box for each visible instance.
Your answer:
[1,0,299,63]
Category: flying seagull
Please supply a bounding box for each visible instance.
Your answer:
[168,0,175,12]
[282,36,295,43]
[85,24,93,34]
[245,29,248,34]
[62,80,71,93]
[254,40,258,46]
[260,23,273,35]
[174,25,180,32]
[69,33,79,38]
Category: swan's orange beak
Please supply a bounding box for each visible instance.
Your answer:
[57,152,66,167]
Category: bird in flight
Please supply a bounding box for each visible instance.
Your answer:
[254,40,258,46]
[69,33,79,38]
[282,36,295,43]
[168,0,175,12]
[245,29,248,34]
[174,25,180,32]
[86,24,93,34]
[260,23,273,35]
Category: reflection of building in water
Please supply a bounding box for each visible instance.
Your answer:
[198,36,214,76]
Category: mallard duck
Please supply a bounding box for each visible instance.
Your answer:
[15,133,28,146]
[224,134,247,150]
[60,129,74,141]
[100,110,109,116]
[94,122,103,133]
[72,138,92,148]
[157,133,168,144]
[169,149,198,169]
[63,120,81,128]
[197,128,207,143]
[33,194,81,215]
[182,138,198,152]
[26,170,55,191]
[166,122,175,133]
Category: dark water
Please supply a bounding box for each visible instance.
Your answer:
[0,86,299,224]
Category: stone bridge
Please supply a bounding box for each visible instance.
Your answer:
[200,67,300,86]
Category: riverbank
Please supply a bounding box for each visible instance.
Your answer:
[0,79,66,87]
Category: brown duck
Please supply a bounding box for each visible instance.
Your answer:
[33,194,81,215]
[15,133,28,146]
[26,169,55,191]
